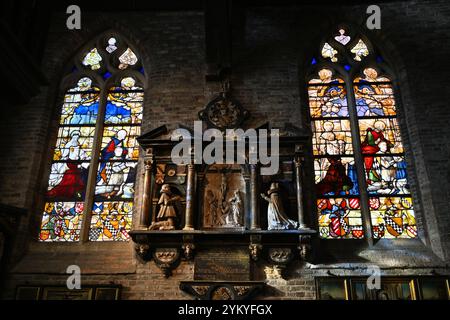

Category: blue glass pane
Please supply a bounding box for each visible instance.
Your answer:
[103,71,112,79]
[66,101,99,125]
[105,101,132,124]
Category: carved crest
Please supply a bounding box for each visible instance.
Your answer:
[199,92,248,130]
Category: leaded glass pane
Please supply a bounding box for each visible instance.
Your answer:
[359,118,404,155]
[350,39,369,61]
[82,48,102,70]
[314,157,359,196]
[39,202,84,241]
[370,197,417,239]
[312,120,353,155]
[89,201,133,241]
[317,198,364,239]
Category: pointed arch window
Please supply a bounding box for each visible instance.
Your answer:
[39,33,145,242]
[308,27,417,240]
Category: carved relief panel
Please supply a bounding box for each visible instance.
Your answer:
[201,164,246,229]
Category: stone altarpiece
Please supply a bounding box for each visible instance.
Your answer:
[129,92,316,300]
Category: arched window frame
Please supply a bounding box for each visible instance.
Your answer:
[39,31,147,243]
[305,25,418,241]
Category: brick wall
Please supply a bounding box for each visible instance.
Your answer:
[1,1,449,299]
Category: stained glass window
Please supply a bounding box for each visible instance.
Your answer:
[89,78,143,241]
[354,68,416,238]
[40,78,99,241]
[308,29,416,240]
[308,70,363,239]
[40,34,144,242]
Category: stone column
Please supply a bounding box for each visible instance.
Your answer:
[294,157,308,228]
[250,164,260,230]
[183,164,195,230]
[139,158,153,229]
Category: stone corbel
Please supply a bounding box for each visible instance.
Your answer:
[153,248,181,277]
[268,247,294,278]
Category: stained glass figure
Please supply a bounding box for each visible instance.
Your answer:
[106,37,117,53]
[370,197,417,238]
[82,48,102,70]
[39,202,84,241]
[350,39,369,61]
[89,201,133,241]
[47,162,90,199]
[95,162,137,199]
[354,82,396,116]
[364,156,410,195]
[106,80,143,125]
[321,43,338,62]
[334,29,351,45]
[118,48,138,69]
[308,85,348,118]
[312,120,353,155]
[60,78,100,125]
[317,198,363,239]
[99,126,141,162]
[54,127,95,161]
[359,119,404,154]
[315,157,359,196]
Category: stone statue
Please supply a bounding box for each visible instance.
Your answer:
[261,182,298,230]
[148,184,181,230]
[225,190,242,227]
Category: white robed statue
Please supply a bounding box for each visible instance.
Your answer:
[261,182,298,230]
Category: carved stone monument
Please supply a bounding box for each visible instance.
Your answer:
[202,164,245,230]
